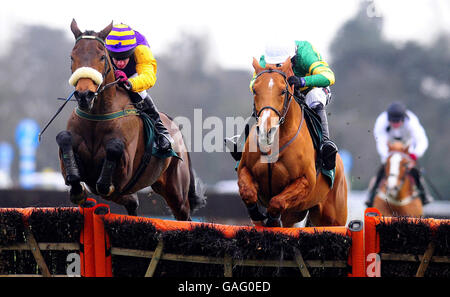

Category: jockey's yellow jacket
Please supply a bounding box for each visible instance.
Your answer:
[126,45,157,93]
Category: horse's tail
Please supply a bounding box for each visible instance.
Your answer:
[162,112,207,213]
[186,151,207,213]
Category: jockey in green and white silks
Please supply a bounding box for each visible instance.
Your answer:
[366,101,432,207]
[105,23,173,152]
[225,40,338,171]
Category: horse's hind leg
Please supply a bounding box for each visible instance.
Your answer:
[153,161,191,221]
[116,193,139,216]
[308,195,347,226]
[56,131,87,205]
[96,138,124,197]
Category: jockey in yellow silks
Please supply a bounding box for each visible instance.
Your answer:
[105,23,173,152]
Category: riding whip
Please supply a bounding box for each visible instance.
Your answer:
[38,90,75,142]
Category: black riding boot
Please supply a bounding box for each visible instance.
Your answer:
[130,93,173,152]
[365,164,385,207]
[409,167,433,205]
[311,103,338,171]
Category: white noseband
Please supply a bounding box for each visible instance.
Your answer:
[69,67,103,86]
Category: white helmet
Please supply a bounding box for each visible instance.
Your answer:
[264,40,295,64]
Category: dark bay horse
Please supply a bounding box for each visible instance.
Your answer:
[237,57,347,227]
[373,141,423,217]
[57,20,206,218]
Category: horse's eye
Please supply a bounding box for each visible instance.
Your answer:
[281,89,286,95]
[100,55,106,61]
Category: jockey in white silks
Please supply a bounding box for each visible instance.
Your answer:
[366,101,432,206]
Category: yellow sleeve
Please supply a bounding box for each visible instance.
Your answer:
[128,45,157,92]
[307,60,335,86]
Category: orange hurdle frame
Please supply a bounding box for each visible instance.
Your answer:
[9,199,448,277]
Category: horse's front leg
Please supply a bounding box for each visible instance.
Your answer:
[238,166,266,225]
[96,138,125,197]
[266,176,312,227]
[56,131,87,205]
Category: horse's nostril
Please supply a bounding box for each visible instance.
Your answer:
[74,90,95,102]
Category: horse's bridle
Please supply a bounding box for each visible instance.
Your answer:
[252,69,305,200]
[253,69,294,125]
[73,35,119,98]
[377,152,418,206]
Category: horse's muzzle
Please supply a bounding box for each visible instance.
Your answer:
[74,90,96,109]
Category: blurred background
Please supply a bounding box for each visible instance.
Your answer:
[0,0,448,224]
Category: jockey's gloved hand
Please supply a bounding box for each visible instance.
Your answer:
[114,70,128,82]
[409,153,417,161]
[288,76,306,90]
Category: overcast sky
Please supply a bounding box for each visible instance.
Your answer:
[1,0,449,70]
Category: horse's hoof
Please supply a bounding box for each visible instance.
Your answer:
[96,183,115,197]
[252,220,265,227]
[246,204,267,222]
[70,184,87,205]
[265,214,282,227]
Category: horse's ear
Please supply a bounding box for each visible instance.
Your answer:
[404,145,410,154]
[70,19,82,39]
[98,21,113,41]
[252,57,263,73]
[281,56,292,72]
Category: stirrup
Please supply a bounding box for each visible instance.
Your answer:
[157,134,173,152]
[224,135,239,151]
[420,192,434,205]
[224,136,242,161]
[161,133,174,144]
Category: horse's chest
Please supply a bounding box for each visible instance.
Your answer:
[251,162,292,195]
[76,136,108,173]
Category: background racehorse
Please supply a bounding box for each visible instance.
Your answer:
[237,57,347,227]
[373,141,423,217]
[56,20,206,218]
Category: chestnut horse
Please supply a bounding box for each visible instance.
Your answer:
[56,20,206,218]
[373,141,423,217]
[237,57,347,227]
